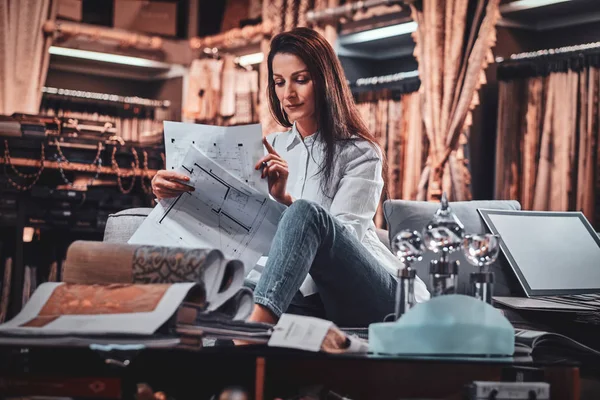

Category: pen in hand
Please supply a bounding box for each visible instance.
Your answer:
[255,138,292,205]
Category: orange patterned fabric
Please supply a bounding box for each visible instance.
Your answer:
[20,284,170,327]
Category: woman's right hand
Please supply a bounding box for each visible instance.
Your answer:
[151,170,194,200]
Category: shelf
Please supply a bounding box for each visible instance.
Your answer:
[499,0,600,30]
[0,157,158,178]
[47,39,188,82]
[336,0,600,61]
[337,11,415,60]
[49,53,187,81]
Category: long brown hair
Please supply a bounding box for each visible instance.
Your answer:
[266,27,387,195]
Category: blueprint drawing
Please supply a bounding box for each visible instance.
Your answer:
[129,145,285,275]
[163,121,268,195]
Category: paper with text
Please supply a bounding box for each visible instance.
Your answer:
[268,314,333,352]
[129,145,286,275]
[163,121,268,195]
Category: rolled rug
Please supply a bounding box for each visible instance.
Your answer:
[62,241,245,311]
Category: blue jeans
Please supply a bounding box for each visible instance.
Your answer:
[253,199,396,327]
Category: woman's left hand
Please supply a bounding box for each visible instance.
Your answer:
[255,137,293,206]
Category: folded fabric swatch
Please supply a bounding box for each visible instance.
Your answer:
[0,282,203,336]
[62,241,244,311]
[195,287,254,322]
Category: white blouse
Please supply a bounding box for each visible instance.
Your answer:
[248,123,430,303]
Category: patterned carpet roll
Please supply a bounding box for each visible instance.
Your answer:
[62,241,245,311]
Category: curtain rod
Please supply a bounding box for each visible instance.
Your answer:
[352,70,419,86]
[307,0,409,24]
[496,41,600,63]
[42,87,170,108]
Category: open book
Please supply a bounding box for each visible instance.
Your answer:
[514,329,600,361]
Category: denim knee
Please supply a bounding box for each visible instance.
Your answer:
[283,199,323,222]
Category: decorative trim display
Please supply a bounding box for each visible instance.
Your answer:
[43,20,163,50]
[189,22,273,50]
[497,42,600,81]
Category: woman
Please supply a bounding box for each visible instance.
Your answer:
[152,27,429,327]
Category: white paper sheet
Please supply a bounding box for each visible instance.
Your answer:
[163,121,268,195]
[0,282,197,336]
[129,145,286,275]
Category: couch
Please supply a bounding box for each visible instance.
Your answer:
[103,199,522,296]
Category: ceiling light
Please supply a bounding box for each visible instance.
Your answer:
[339,22,418,46]
[49,46,171,69]
[235,52,264,66]
[500,0,572,13]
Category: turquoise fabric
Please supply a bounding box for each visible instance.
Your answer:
[369,295,515,356]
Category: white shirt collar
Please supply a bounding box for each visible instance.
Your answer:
[286,121,319,150]
[285,122,302,149]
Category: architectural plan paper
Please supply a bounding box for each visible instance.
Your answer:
[164,121,268,195]
[129,145,286,275]
[0,282,197,336]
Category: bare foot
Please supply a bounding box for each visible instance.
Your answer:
[248,304,278,324]
[233,305,278,346]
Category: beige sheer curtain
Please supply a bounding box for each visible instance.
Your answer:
[410,0,500,201]
[356,90,425,227]
[0,0,57,115]
[259,0,339,135]
[495,67,599,229]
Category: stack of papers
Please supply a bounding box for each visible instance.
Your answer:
[129,122,286,275]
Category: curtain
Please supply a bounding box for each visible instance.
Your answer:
[0,0,57,115]
[410,0,500,201]
[356,90,425,228]
[495,66,599,229]
[259,0,339,135]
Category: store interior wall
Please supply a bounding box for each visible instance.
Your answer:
[340,55,418,83]
[41,1,600,201]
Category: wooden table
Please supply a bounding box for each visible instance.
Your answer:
[0,344,581,400]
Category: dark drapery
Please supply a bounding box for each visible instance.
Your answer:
[496,51,600,229]
[410,0,501,201]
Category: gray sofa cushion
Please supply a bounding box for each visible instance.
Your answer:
[103,207,153,244]
[383,200,522,296]
[105,207,395,249]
